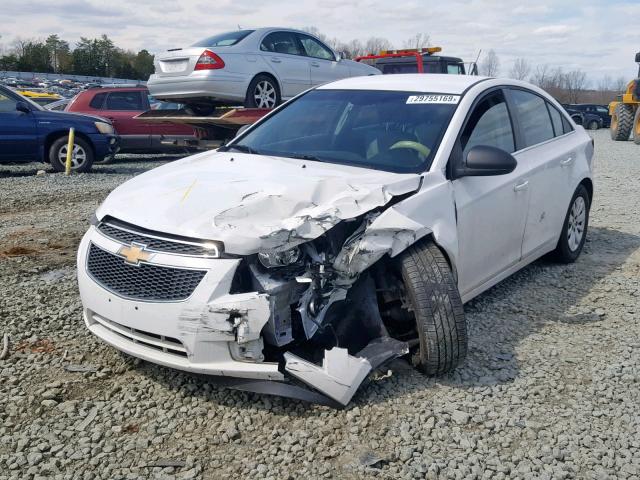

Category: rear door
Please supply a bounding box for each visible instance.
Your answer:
[507,88,578,257]
[101,90,151,150]
[0,90,38,160]
[259,31,310,98]
[297,33,350,85]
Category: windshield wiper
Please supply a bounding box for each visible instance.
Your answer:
[219,144,259,154]
[284,153,324,162]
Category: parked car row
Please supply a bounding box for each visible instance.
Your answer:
[562,103,611,130]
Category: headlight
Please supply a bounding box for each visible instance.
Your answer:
[94,121,114,134]
[258,247,302,268]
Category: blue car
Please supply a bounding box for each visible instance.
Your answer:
[0,85,119,172]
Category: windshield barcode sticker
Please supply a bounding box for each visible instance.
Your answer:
[406,95,460,104]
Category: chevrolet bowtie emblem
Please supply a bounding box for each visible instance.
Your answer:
[118,242,152,265]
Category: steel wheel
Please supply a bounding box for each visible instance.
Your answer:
[567,196,586,252]
[253,80,277,108]
[57,143,88,170]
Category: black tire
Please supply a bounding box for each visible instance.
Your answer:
[398,238,467,376]
[610,103,634,141]
[184,104,216,116]
[553,184,590,263]
[571,114,583,126]
[48,136,94,173]
[244,74,281,109]
[633,107,640,145]
[587,120,599,130]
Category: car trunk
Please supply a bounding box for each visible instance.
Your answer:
[154,47,211,78]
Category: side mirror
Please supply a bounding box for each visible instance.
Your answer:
[635,52,640,63]
[16,101,31,113]
[454,145,517,178]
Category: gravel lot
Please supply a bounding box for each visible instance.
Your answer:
[1,131,639,480]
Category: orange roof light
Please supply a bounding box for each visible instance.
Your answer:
[379,46,442,55]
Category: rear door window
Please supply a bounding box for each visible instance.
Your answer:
[260,32,303,56]
[105,91,143,111]
[460,89,515,157]
[89,92,108,109]
[546,102,564,137]
[509,89,555,148]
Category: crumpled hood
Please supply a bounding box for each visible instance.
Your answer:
[96,151,422,255]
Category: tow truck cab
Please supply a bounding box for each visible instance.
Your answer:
[356,47,474,75]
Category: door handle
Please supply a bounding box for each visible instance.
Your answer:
[514,180,529,192]
[560,156,574,167]
[271,57,281,63]
[311,61,320,67]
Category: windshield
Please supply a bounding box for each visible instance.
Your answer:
[230,89,458,173]
[191,30,254,47]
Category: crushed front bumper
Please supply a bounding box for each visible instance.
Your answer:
[77,224,407,405]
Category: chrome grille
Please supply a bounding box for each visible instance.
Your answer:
[97,221,220,257]
[87,243,206,301]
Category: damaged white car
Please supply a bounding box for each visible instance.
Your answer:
[77,74,594,406]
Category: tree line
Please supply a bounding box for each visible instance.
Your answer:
[0,34,154,80]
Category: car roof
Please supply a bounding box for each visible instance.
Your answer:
[317,73,489,94]
[84,86,148,93]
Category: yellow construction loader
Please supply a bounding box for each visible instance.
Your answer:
[609,52,640,144]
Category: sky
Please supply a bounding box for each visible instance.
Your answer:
[1,0,638,83]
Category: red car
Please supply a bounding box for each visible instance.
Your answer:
[66,86,196,152]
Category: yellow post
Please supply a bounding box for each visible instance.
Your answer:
[65,128,75,175]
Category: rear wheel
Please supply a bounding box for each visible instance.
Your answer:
[244,74,280,109]
[587,120,599,130]
[397,239,467,376]
[49,136,94,173]
[633,107,640,145]
[553,184,590,263]
[610,103,634,141]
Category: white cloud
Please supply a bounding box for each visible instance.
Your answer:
[533,25,579,36]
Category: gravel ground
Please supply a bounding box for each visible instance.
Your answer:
[1,133,639,480]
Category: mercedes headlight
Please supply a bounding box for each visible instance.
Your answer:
[94,121,114,134]
[258,247,302,268]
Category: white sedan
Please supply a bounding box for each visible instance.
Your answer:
[78,74,593,405]
[147,27,380,114]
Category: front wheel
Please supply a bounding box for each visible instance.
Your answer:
[49,136,94,173]
[398,239,467,376]
[587,120,599,130]
[244,74,280,109]
[553,184,590,263]
[610,103,634,141]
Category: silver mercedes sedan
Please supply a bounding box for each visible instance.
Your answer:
[147,27,380,114]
